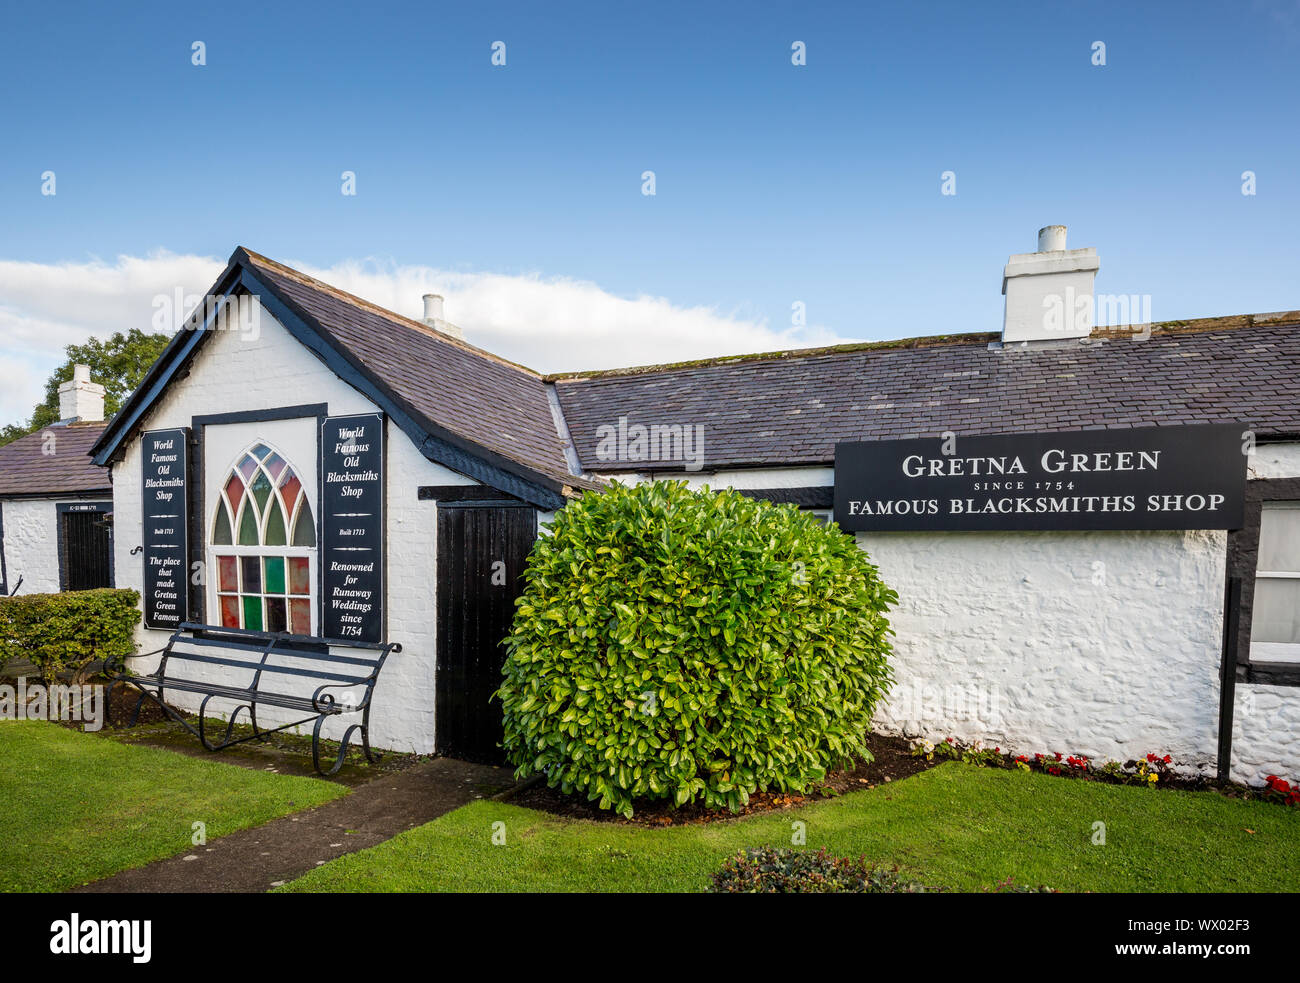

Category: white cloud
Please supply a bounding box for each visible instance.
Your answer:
[0,250,845,426]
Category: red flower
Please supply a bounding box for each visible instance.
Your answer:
[1054,752,1063,761]
[1163,755,1172,764]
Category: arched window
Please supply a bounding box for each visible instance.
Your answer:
[210,442,316,634]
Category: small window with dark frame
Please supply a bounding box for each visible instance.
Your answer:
[1250,500,1300,664]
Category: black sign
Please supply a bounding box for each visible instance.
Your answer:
[834,424,1247,532]
[141,428,189,629]
[320,414,385,643]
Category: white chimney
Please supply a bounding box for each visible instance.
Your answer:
[421,292,464,341]
[1001,225,1099,344]
[422,293,444,323]
[57,364,105,423]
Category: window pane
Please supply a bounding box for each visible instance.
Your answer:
[288,557,310,595]
[279,473,301,516]
[266,597,287,633]
[264,499,287,546]
[217,555,238,593]
[213,502,233,545]
[240,555,261,592]
[265,452,286,481]
[251,468,273,514]
[1253,578,1300,645]
[219,595,240,629]
[242,595,263,631]
[290,598,311,634]
[237,501,259,545]
[292,498,317,547]
[225,474,244,516]
[239,454,259,481]
[264,556,285,594]
[251,443,272,460]
[1258,503,1300,572]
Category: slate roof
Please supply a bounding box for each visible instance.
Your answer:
[240,251,584,490]
[551,313,1300,472]
[0,424,109,497]
[86,245,1300,494]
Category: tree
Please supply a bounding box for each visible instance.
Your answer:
[0,329,172,446]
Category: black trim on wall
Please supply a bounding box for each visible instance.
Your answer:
[1226,476,1300,687]
[418,485,526,504]
[735,487,834,509]
[190,403,330,627]
[55,500,114,591]
[0,502,7,596]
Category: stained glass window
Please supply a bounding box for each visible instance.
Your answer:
[210,443,315,634]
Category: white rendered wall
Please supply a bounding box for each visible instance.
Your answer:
[861,528,1226,774]
[1,498,63,594]
[112,313,477,753]
[677,457,1300,787]
[1248,442,1300,480]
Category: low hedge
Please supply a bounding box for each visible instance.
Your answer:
[0,588,140,683]
[497,480,897,817]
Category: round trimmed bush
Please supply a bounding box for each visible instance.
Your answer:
[496,481,897,817]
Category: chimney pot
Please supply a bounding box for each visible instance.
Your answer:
[422,293,444,324]
[1037,225,1067,252]
[420,292,465,341]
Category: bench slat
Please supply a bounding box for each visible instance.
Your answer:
[180,634,381,668]
[130,675,355,713]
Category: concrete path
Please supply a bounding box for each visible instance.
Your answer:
[73,757,516,893]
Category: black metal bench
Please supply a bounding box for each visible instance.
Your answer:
[105,622,401,775]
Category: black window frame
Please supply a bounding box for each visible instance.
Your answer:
[56,500,115,592]
[1226,476,1300,687]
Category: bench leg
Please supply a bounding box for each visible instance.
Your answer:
[313,716,375,776]
[361,704,381,764]
[198,696,254,751]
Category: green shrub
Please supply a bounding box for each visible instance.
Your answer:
[709,847,934,893]
[0,589,140,683]
[496,480,897,817]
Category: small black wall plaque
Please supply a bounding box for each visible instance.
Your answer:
[320,413,385,643]
[141,428,189,629]
[834,424,1248,532]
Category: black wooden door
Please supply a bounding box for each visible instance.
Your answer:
[435,505,536,762]
[61,511,112,591]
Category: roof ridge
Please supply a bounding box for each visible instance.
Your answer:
[548,310,1300,382]
[235,247,547,380]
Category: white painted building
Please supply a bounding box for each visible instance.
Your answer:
[87,238,1300,784]
[0,368,113,596]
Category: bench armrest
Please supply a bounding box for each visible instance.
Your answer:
[311,680,372,713]
[104,647,166,678]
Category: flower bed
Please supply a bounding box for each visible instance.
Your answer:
[910,737,1299,807]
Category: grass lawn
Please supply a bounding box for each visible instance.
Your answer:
[284,762,1300,893]
[0,721,346,892]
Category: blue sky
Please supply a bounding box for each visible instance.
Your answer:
[1,0,1297,416]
